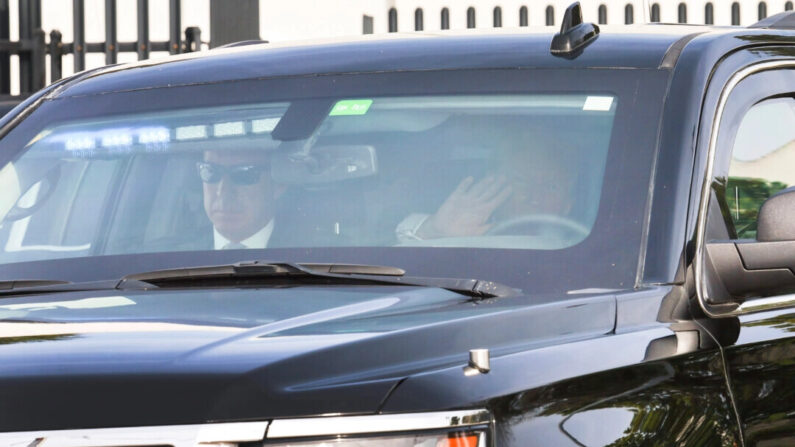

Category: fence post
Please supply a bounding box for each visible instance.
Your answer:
[169,0,181,54]
[49,30,63,83]
[0,0,9,94]
[137,0,149,60]
[30,0,41,28]
[29,0,43,91]
[73,0,85,71]
[17,0,41,94]
[105,0,117,64]
[31,28,45,91]
[18,0,32,94]
[185,27,201,53]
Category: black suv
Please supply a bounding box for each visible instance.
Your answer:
[0,4,793,446]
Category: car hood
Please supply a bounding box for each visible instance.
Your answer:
[0,285,615,431]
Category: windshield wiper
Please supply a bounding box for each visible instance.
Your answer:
[0,280,71,290]
[116,261,517,299]
[0,262,517,299]
[0,279,121,297]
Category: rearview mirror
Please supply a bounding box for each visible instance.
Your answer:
[704,187,795,310]
[270,145,377,185]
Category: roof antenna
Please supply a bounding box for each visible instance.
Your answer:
[550,2,600,58]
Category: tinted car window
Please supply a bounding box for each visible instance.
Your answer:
[0,94,615,259]
[0,69,666,294]
[725,97,795,238]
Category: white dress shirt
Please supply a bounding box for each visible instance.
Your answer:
[214,219,275,250]
[395,213,431,242]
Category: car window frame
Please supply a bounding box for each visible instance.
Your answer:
[695,62,795,317]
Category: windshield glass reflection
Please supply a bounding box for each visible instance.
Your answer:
[0,94,616,263]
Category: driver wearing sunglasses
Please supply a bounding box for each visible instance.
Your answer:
[198,149,285,250]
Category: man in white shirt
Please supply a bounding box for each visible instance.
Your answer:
[198,149,284,250]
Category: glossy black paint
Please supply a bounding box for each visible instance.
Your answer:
[725,309,795,445]
[691,49,795,446]
[0,23,793,446]
[641,33,795,446]
[388,346,739,446]
[380,287,743,446]
[53,28,692,99]
[0,286,614,431]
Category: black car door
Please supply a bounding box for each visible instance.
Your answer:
[702,64,795,446]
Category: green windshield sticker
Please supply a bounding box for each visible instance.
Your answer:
[330,99,373,116]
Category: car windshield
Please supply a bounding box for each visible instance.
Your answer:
[0,68,666,294]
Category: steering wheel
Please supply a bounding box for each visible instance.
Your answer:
[486,214,590,238]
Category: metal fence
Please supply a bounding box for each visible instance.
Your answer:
[0,0,202,98]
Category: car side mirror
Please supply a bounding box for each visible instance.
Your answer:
[704,187,795,307]
[756,186,795,241]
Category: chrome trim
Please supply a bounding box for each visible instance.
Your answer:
[694,60,795,318]
[0,421,268,447]
[468,349,491,374]
[267,409,492,439]
[735,294,795,314]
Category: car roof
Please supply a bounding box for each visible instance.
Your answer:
[51,24,795,99]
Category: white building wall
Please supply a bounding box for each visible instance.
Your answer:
[3,0,794,94]
[259,0,390,41]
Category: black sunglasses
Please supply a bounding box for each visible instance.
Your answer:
[196,162,267,186]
